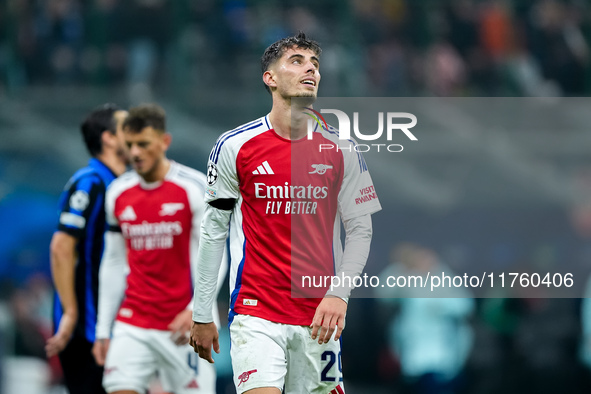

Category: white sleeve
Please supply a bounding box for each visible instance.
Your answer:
[191,204,232,323]
[95,230,128,339]
[187,172,228,314]
[324,142,379,300]
[191,139,237,322]
[325,213,372,301]
[186,175,205,310]
[337,141,382,220]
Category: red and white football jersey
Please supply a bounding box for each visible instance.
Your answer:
[205,115,381,326]
[105,161,207,330]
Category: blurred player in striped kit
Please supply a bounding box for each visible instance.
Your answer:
[47,104,129,394]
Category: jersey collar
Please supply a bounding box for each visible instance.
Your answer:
[138,160,177,190]
[89,158,117,184]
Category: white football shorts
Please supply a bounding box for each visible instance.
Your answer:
[229,314,345,394]
[103,321,215,394]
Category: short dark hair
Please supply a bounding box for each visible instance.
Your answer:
[81,103,122,156]
[261,32,322,93]
[123,103,166,133]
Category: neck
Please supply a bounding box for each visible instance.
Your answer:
[269,95,312,140]
[144,158,171,183]
[96,151,127,176]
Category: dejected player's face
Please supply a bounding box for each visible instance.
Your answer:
[125,126,170,182]
[268,47,321,100]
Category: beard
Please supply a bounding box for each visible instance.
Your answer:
[291,92,317,107]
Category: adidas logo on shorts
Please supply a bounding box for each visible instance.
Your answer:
[330,385,344,394]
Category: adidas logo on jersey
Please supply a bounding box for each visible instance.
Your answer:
[119,206,137,221]
[159,202,184,216]
[252,161,274,175]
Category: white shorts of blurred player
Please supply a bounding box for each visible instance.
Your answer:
[103,321,215,394]
[229,314,345,394]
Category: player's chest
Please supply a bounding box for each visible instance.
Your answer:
[114,184,192,241]
[237,141,343,193]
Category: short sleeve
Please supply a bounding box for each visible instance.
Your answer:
[57,175,103,238]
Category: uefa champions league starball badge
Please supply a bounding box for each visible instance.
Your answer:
[207,163,218,186]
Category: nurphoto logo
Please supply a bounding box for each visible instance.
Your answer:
[304,107,417,153]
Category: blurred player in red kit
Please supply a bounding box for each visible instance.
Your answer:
[94,104,225,394]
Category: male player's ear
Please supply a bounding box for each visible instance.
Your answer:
[263,70,277,90]
[162,132,172,151]
[101,129,116,150]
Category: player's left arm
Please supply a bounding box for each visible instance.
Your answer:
[46,231,79,357]
[311,141,381,344]
[46,176,101,357]
[311,213,372,344]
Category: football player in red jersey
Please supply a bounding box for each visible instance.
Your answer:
[190,33,381,394]
[94,104,224,394]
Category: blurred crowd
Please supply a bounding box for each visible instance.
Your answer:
[364,243,591,394]
[0,275,60,393]
[1,0,591,98]
[4,0,591,393]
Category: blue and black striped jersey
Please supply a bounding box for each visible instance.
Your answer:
[52,158,117,342]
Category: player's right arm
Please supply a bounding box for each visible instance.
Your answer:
[93,230,127,365]
[190,204,232,363]
[190,139,238,363]
[93,186,128,366]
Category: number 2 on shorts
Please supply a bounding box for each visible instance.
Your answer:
[320,351,343,382]
[187,352,199,374]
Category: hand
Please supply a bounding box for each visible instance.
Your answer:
[92,338,110,366]
[310,296,347,344]
[169,309,193,346]
[45,311,77,357]
[189,321,219,364]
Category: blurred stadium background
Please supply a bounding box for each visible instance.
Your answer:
[3,0,591,393]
